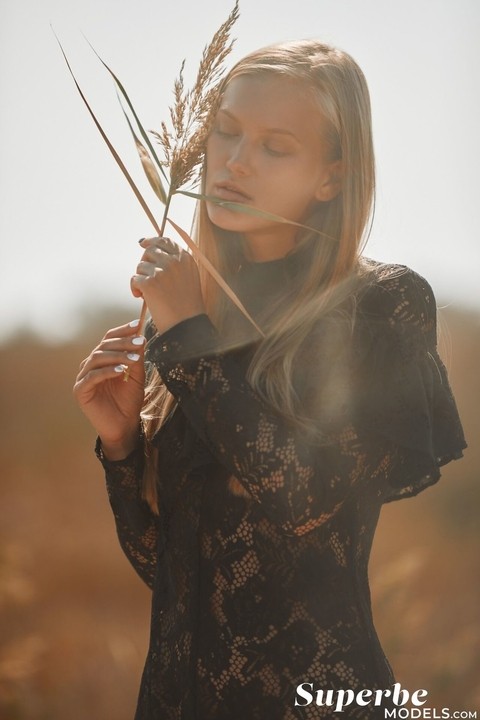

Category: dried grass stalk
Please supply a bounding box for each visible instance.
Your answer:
[56,1,337,366]
[151,1,239,192]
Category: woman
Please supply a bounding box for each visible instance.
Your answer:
[74,41,466,719]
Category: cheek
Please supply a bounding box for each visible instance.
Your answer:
[205,156,221,193]
[205,138,223,174]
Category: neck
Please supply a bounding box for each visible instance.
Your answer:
[243,232,297,262]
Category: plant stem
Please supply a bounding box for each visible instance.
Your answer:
[138,192,173,331]
[124,192,172,382]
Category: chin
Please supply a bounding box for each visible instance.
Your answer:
[207,204,252,233]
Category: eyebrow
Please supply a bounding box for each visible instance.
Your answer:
[217,108,300,142]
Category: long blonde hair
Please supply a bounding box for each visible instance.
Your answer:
[142,40,376,512]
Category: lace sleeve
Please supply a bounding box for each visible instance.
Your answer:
[146,315,396,537]
[352,265,467,500]
[95,438,159,589]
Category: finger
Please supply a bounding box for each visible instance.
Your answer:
[78,323,142,371]
[103,319,142,341]
[139,236,180,255]
[73,364,133,397]
[131,263,156,298]
[76,348,144,383]
[78,335,146,376]
[140,246,172,265]
[78,355,89,371]
[97,334,147,354]
[136,259,159,276]
[131,274,145,298]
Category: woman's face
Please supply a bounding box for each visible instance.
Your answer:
[205,73,340,260]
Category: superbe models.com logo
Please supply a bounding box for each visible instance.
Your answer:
[383,712,477,719]
[294,682,477,718]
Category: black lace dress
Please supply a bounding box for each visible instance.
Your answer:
[96,253,466,719]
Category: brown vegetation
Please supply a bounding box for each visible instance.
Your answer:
[0,305,478,718]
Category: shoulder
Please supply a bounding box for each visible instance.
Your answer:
[350,262,466,502]
[356,258,437,340]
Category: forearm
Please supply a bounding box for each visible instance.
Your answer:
[96,437,159,588]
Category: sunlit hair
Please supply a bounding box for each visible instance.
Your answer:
[141,40,376,511]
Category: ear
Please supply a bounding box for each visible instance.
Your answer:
[315,160,343,202]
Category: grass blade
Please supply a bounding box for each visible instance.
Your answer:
[167,217,265,338]
[53,29,162,236]
[116,92,168,205]
[54,29,263,340]
[178,190,338,243]
[83,35,169,185]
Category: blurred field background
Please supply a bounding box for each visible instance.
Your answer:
[0,304,478,719]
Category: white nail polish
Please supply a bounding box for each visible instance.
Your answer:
[129,319,140,328]
[132,336,145,346]
[114,365,125,373]
[127,353,140,361]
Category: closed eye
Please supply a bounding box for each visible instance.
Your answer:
[212,124,238,139]
[264,145,291,157]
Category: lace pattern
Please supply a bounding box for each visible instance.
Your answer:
[99,261,465,719]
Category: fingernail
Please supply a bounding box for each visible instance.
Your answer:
[114,365,125,373]
[127,353,140,361]
[129,319,140,328]
[132,335,145,346]
[138,238,145,244]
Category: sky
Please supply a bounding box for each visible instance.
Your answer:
[0,0,479,342]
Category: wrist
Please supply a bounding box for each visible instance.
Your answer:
[152,309,206,337]
[99,427,143,461]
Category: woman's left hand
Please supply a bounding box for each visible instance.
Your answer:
[131,236,206,335]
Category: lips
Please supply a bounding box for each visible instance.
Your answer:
[212,182,253,203]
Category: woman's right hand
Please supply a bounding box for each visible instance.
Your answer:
[73,320,146,460]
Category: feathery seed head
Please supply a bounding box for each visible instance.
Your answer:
[153,1,240,193]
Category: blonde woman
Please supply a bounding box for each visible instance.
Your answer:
[74,41,466,719]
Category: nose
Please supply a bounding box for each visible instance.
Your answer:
[225,137,252,175]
